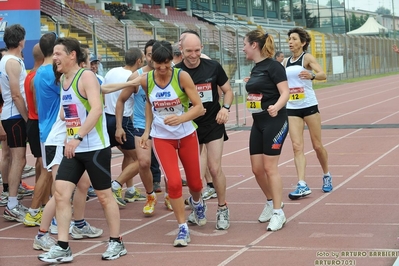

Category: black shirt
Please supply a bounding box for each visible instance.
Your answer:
[245,58,287,110]
[175,58,229,126]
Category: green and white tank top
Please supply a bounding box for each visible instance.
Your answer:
[61,68,110,152]
[148,67,197,139]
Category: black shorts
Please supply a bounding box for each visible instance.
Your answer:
[287,105,319,118]
[26,119,41,158]
[106,113,135,150]
[56,147,112,191]
[44,145,64,170]
[196,122,226,145]
[249,110,288,156]
[2,118,27,148]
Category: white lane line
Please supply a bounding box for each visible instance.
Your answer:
[217,144,399,266]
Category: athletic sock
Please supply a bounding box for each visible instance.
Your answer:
[110,236,121,243]
[126,186,136,193]
[7,196,18,209]
[29,208,40,216]
[57,241,69,250]
[298,180,307,187]
[74,219,87,229]
[207,182,214,188]
[3,183,8,192]
[38,229,47,238]
[111,180,122,190]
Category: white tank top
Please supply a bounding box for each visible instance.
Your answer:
[0,55,27,120]
[285,52,318,109]
[61,69,110,152]
[103,66,134,117]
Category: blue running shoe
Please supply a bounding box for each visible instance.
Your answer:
[288,183,312,200]
[173,226,191,247]
[87,186,97,197]
[187,197,207,226]
[322,174,333,193]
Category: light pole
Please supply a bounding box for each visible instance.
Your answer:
[393,0,396,38]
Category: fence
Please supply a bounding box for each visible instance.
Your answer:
[41,6,399,128]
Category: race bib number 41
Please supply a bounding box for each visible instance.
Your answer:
[246,93,263,113]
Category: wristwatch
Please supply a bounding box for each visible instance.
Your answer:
[222,104,230,111]
[311,73,316,80]
[73,134,83,141]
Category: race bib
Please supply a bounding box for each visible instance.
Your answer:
[66,118,81,140]
[246,93,263,113]
[196,83,213,103]
[153,98,183,118]
[289,87,305,102]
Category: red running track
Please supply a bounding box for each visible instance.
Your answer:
[1,74,399,266]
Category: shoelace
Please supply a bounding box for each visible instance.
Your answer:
[323,176,332,187]
[177,227,188,239]
[196,204,206,219]
[105,241,119,252]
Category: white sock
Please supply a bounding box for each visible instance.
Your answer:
[164,192,169,198]
[324,172,330,177]
[7,196,18,209]
[111,181,121,190]
[29,208,39,216]
[267,199,273,207]
[298,180,307,187]
[126,186,135,193]
[273,209,284,215]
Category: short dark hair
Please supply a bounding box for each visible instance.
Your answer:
[54,37,82,64]
[125,47,142,66]
[151,40,173,64]
[274,51,283,59]
[287,27,311,51]
[0,48,8,60]
[144,39,156,55]
[39,32,57,57]
[181,29,200,38]
[3,24,25,49]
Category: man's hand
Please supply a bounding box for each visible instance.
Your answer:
[64,139,80,159]
[115,127,126,145]
[216,107,229,124]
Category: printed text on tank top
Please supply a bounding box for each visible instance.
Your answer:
[288,52,306,102]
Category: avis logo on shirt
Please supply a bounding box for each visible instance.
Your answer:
[0,18,7,33]
[155,91,171,98]
[62,94,72,101]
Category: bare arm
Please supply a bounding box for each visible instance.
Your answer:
[115,85,136,144]
[7,59,28,121]
[101,74,142,94]
[31,76,38,115]
[393,45,399,54]
[305,53,327,81]
[215,80,234,124]
[140,74,153,149]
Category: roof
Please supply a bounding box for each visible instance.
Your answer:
[347,17,388,35]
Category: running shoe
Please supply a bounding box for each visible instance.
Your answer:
[267,212,286,231]
[87,186,97,197]
[164,195,173,211]
[33,233,57,251]
[173,226,191,247]
[258,201,285,223]
[23,209,43,226]
[3,202,27,222]
[202,186,217,201]
[322,174,333,193]
[102,239,127,260]
[288,183,312,200]
[187,196,207,226]
[216,207,230,230]
[70,222,103,239]
[124,188,146,202]
[111,187,126,207]
[143,193,157,216]
[0,191,8,206]
[38,244,73,263]
[153,182,162,193]
[181,179,187,186]
[23,165,34,172]
[49,218,74,235]
[18,182,34,198]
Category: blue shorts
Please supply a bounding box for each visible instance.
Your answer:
[106,114,135,150]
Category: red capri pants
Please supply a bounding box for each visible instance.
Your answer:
[152,131,202,199]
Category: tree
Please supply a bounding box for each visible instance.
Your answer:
[326,0,341,7]
[375,7,391,15]
[280,5,317,28]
